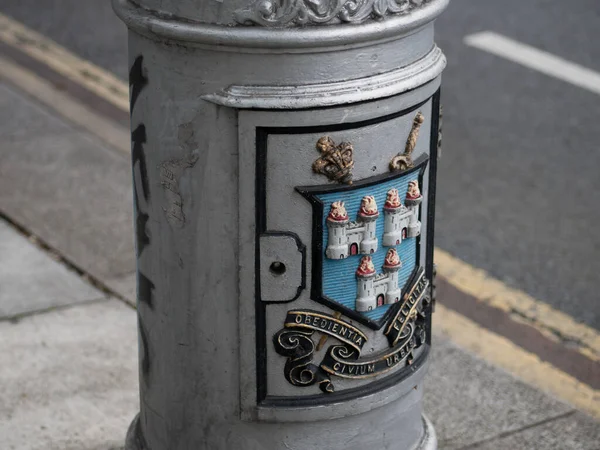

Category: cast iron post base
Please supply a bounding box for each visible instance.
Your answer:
[124,413,437,450]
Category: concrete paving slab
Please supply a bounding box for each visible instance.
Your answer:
[424,333,574,450]
[466,411,600,450]
[0,299,138,450]
[0,83,135,281]
[105,272,137,307]
[0,83,69,143]
[0,218,105,318]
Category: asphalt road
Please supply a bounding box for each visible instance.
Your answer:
[3,0,599,330]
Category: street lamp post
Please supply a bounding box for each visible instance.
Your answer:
[113,1,448,448]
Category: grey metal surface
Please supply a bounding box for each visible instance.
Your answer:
[124,409,436,450]
[117,0,445,447]
[125,413,438,450]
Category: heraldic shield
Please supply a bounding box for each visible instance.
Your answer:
[297,156,429,329]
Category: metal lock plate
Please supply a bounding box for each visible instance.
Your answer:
[259,233,305,302]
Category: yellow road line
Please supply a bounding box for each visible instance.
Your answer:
[435,304,600,420]
[0,55,129,154]
[0,12,130,112]
[435,249,600,362]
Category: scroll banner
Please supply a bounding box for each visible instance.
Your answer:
[321,323,418,379]
[274,309,424,392]
[274,309,367,393]
[284,310,367,352]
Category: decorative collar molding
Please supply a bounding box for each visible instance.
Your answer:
[112,0,449,49]
[234,0,431,27]
[203,46,445,109]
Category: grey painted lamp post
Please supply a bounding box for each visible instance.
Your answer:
[113,0,447,448]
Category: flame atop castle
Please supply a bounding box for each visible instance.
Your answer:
[406,180,422,200]
[383,248,401,269]
[384,188,402,209]
[328,201,348,222]
[359,196,378,217]
[356,255,376,277]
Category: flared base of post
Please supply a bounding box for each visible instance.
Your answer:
[124,413,437,450]
[124,413,145,450]
[417,414,438,450]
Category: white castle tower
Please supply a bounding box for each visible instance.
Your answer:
[325,201,350,259]
[382,188,407,246]
[404,180,423,238]
[382,248,402,304]
[358,196,379,254]
[355,249,403,312]
[382,181,423,246]
[355,256,377,312]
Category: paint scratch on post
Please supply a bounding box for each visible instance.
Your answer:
[160,157,198,227]
[160,123,200,228]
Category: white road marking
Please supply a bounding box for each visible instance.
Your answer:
[464,31,600,96]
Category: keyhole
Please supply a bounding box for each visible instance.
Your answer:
[270,261,286,276]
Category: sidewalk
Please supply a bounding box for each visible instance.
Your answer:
[0,78,598,449]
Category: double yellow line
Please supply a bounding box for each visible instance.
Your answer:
[1,11,598,419]
[0,12,127,111]
[436,249,599,417]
